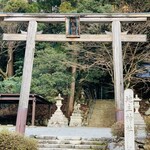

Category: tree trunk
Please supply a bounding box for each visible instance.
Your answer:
[6,42,14,77]
[68,65,77,116]
[0,69,7,79]
[68,46,78,117]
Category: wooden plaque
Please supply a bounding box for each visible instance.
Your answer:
[66,16,80,38]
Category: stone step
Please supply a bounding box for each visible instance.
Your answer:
[36,135,108,150]
[35,135,81,140]
[38,143,105,149]
[38,139,105,145]
[35,135,108,141]
[38,148,95,150]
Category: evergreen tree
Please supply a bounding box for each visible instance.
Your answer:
[31,46,71,101]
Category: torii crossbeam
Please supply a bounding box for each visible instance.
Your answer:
[1,13,149,134]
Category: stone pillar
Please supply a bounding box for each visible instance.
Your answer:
[47,94,68,127]
[134,95,146,131]
[124,89,135,150]
[69,103,82,127]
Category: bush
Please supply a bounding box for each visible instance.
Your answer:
[111,121,124,138]
[144,116,150,134]
[0,129,38,150]
[144,137,150,150]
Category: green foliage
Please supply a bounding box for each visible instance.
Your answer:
[84,68,106,84]
[26,2,40,13]
[3,0,28,12]
[0,0,8,11]
[0,129,37,150]
[59,0,113,13]
[36,0,61,13]
[2,0,39,13]
[111,121,124,138]
[67,0,78,7]
[31,47,71,101]
[0,77,21,93]
[0,0,149,102]
[123,0,150,12]
[112,0,150,12]
[59,1,76,13]
[14,59,23,76]
[77,0,113,13]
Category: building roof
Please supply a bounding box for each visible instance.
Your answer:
[0,94,51,104]
[137,63,150,78]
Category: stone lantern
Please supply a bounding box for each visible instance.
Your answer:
[69,103,82,127]
[134,95,146,136]
[47,94,68,127]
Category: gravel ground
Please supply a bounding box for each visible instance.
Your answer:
[2,126,112,139]
[0,126,146,139]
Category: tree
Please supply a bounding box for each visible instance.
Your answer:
[0,76,21,93]
[0,0,39,80]
[63,42,82,116]
[71,0,150,98]
[77,0,113,13]
[3,0,39,13]
[58,0,114,115]
[77,21,150,95]
[35,0,61,12]
[31,47,71,101]
[113,0,150,12]
[59,1,76,13]
[0,22,22,79]
[3,0,28,12]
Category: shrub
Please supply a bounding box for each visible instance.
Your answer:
[144,116,150,134]
[144,137,150,150]
[111,121,124,138]
[0,129,38,150]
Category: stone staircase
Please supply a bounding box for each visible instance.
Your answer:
[36,135,108,150]
[88,100,115,127]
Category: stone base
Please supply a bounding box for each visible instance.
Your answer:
[47,113,68,127]
[48,120,68,127]
[69,116,82,127]
[134,113,146,130]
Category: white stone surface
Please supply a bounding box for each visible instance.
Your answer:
[47,94,68,127]
[70,103,82,127]
[124,89,135,150]
[134,95,146,129]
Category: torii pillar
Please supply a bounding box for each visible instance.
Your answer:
[112,21,124,121]
[16,21,37,134]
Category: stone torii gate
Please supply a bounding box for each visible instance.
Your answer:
[1,13,149,134]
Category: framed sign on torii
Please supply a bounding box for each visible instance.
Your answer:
[66,16,80,37]
[1,13,149,134]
